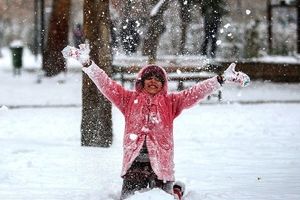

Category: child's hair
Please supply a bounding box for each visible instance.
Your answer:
[141,65,165,85]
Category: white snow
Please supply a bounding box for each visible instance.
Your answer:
[150,0,166,17]
[1,48,300,199]
[246,10,251,15]
[224,23,231,29]
[129,133,138,141]
[128,189,174,200]
[9,40,24,48]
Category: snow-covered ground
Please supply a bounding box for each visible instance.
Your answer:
[1,48,300,199]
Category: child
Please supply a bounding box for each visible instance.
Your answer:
[62,44,250,200]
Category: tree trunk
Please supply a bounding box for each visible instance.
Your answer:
[43,0,71,76]
[179,20,188,55]
[142,0,169,63]
[81,0,113,147]
[178,0,192,55]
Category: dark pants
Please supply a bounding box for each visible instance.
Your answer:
[201,18,221,58]
[120,161,173,199]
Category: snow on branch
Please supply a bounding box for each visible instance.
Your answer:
[150,0,166,17]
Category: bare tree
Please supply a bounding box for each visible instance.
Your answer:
[142,0,170,63]
[81,0,113,147]
[178,0,193,55]
[43,0,71,76]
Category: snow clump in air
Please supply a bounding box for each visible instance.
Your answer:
[129,133,138,141]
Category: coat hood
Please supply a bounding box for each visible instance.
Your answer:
[135,65,168,94]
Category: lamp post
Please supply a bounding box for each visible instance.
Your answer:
[297,0,300,53]
[34,0,38,60]
[40,0,45,63]
[33,0,45,61]
[267,0,272,53]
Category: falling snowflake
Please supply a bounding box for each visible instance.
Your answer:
[224,23,231,29]
[135,21,140,27]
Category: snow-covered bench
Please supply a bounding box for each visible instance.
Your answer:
[112,65,222,101]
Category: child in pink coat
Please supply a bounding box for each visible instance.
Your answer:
[62,44,250,200]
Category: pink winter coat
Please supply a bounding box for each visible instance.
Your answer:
[82,62,221,182]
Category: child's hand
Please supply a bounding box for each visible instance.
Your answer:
[223,63,250,87]
[61,43,91,66]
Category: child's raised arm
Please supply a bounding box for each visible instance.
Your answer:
[171,63,250,116]
[61,44,131,114]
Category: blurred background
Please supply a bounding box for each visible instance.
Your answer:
[1,2,300,199]
[0,0,299,61]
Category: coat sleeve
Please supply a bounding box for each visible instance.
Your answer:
[82,62,131,114]
[171,76,221,117]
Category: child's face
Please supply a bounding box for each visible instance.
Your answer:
[143,76,163,95]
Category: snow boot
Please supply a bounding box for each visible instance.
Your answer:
[173,181,185,200]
